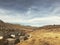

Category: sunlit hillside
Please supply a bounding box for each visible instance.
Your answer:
[0,20,60,45]
[17,25,60,45]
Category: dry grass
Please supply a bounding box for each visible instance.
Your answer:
[17,30,60,45]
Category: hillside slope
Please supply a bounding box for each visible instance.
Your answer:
[0,20,35,33]
[0,20,36,45]
[0,20,60,45]
[17,25,60,45]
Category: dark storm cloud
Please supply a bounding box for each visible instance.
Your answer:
[0,0,60,12]
[0,0,34,12]
[0,0,60,17]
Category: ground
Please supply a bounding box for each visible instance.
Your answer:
[17,29,60,45]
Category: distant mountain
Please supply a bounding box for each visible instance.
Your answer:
[0,20,60,32]
[0,20,35,34]
[38,25,60,29]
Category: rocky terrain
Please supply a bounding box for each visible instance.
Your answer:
[0,20,36,45]
[0,20,60,45]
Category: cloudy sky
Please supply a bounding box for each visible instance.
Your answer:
[0,0,60,27]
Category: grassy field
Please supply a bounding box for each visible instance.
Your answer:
[17,29,60,45]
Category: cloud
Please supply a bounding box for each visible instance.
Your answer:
[0,9,23,23]
[0,0,60,26]
[0,13,60,27]
[27,16,60,23]
[26,16,60,26]
[0,0,59,12]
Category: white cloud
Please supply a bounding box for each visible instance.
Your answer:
[0,9,24,23]
[27,16,60,26]
[28,16,60,22]
[1,15,59,27]
[0,7,60,27]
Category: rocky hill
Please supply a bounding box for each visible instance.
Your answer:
[1,20,60,45]
[0,20,35,45]
[0,20,36,33]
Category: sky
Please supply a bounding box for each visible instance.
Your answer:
[0,0,60,27]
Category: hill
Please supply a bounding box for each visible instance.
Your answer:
[0,20,60,45]
[17,25,60,45]
[0,20,36,45]
[0,20,36,33]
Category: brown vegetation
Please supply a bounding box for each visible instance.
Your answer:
[0,20,60,45]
